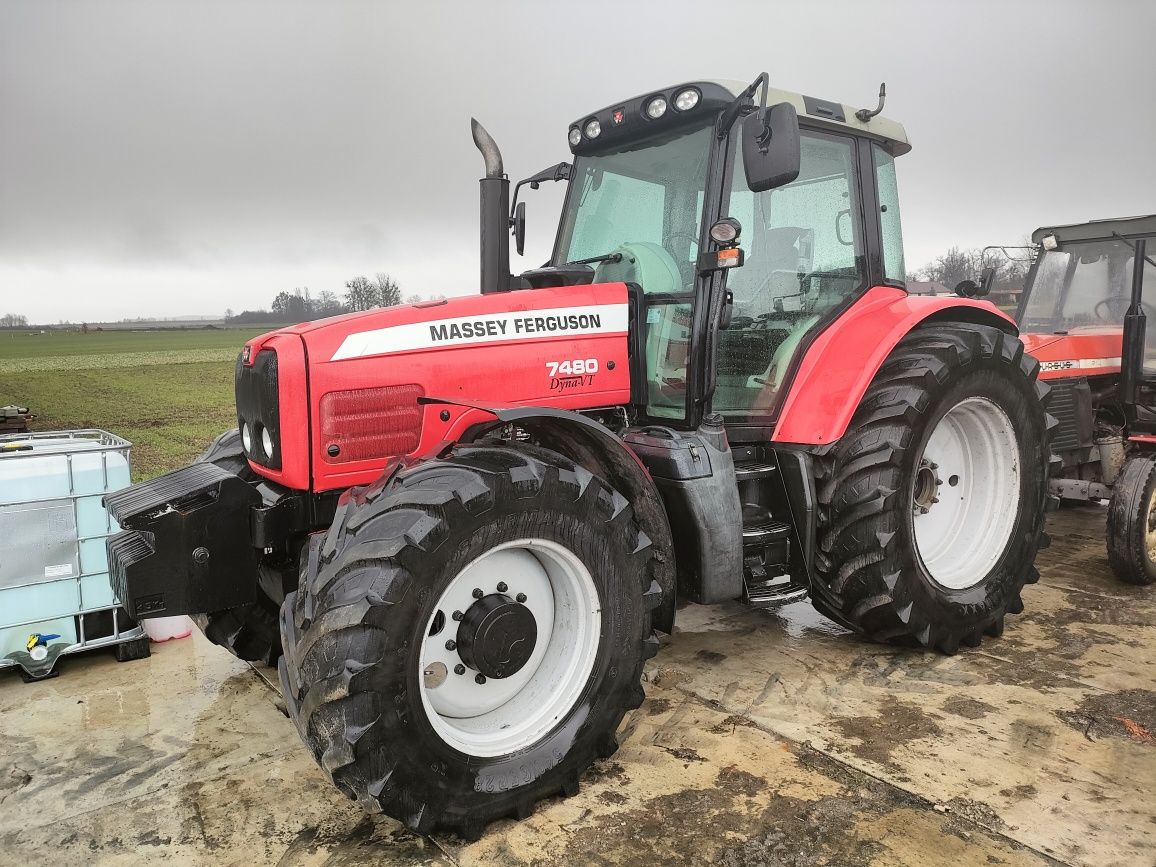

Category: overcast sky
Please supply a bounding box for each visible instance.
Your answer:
[1,0,1154,323]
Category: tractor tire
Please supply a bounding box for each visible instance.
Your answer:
[189,429,284,666]
[811,322,1053,653]
[1106,455,1156,585]
[278,444,659,840]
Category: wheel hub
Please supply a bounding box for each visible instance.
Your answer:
[456,593,537,679]
[913,460,941,514]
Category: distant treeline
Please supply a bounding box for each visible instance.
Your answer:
[226,273,445,325]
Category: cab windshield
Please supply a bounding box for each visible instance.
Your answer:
[1021,238,1156,332]
[554,120,714,293]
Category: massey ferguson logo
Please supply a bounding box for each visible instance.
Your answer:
[428,312,603,343]
[330,303,627,361]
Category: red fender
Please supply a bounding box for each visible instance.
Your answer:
[771,286,1016,446]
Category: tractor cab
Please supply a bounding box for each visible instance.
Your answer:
[1017,216,1156,398]
[520,77,912,428]
[1020,217,1156,330]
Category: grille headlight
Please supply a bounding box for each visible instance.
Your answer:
[241,423,252,453]
[674,88,700,111]
[261,426,274,458]
[646,96,668,119]
[584,118,601,139]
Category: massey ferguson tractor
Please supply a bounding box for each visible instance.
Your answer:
[104,75,1053,838]
[1015,215,1156,583]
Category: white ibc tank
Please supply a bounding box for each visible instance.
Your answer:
[0,430,148,677]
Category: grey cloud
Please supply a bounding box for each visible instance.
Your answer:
[1,0,1153,321]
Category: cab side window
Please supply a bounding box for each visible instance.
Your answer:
[873,145,906,283]
[726,131,864,317]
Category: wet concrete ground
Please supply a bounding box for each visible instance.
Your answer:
[2,506,1153,866]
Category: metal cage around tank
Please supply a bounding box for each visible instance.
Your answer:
[0,429,146,678]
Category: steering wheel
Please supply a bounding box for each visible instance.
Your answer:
[663,232,700,285]
[664,231,699,255]
[1094,296,1156,322]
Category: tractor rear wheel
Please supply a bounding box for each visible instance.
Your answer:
[812,322,1053,653]
[189,429,284,666]
[278,444,659,839]
[1106,455,1156,585]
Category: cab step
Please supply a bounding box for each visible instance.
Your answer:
[741,509,809,608]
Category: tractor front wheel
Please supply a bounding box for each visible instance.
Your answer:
[278,444,658,839]
[1106,455,1156,585]
[812,322,1053,653]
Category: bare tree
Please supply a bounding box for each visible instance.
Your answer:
[911,245,1033,294]
[0,313,29,328]
[374,273,402,307]
[344,275,377,311]
[315,290,344,317]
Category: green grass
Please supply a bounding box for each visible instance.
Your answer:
[1,329,274,480]
[0,327,268,359]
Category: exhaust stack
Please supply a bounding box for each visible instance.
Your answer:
[472,119,510,294]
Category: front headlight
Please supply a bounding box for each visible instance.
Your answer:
[261,426,274,459]
[241,423,252,453]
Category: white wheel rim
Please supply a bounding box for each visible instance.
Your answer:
[912,396,1020,590]
[418,538,601,757]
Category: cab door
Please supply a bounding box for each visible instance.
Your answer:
[711,129,874,424]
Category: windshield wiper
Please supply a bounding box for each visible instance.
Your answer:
[563,252,623,266]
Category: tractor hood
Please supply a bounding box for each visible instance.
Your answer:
[236,284,634,492]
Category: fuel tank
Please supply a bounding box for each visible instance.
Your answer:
[237,283,634,492]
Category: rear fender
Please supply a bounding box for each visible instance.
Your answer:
[772,287,1016,445]
[459,406,677,634]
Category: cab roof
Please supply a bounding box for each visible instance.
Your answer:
[567,77,911,158]
[1032,215,1156,245]
[711,79,911,155]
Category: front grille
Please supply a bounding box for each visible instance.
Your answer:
[235,349,281,469]
[1046,378,1091,454]
[320,384,425,463]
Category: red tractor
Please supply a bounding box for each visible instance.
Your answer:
[1016,215,1156,583]
[105,75,1053,837]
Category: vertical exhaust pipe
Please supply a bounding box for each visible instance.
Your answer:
[471,118,510,294]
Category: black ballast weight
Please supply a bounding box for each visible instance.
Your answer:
[105,462,261,619]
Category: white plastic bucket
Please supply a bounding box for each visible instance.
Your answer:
[143,615,193,643]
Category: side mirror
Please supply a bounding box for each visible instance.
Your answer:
[742,102,801,193]
[514,201,526,256]
[978,266,995,297]
[954,267,996,298]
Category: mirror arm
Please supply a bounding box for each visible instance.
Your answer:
[718,71,769,139]
[510,162,572,224]
[855,83,887,123]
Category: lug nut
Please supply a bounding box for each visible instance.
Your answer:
[472,588,484,599]
[454,664,466,675]
[445,639,457,651]
[475,674,486,685]
[516,593,527,603]
[497,581,508,592]
[452,610,463,621]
